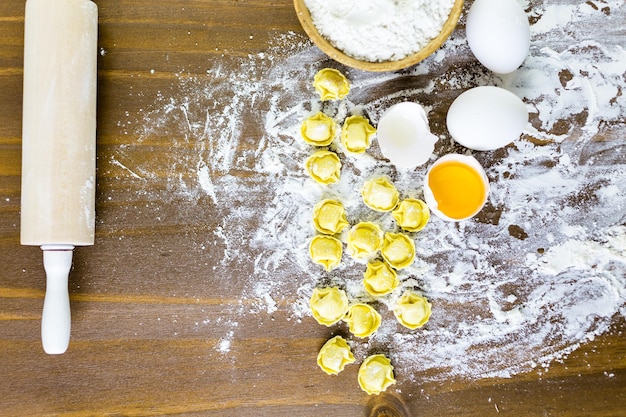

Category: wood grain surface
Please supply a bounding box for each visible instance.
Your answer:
[1,1,625,416]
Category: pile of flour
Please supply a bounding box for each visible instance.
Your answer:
[303,0,455,62]
[114,0,626,387]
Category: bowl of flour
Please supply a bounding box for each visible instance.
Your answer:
[294,0,463,72]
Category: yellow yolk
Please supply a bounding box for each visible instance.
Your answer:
[427,160,486,220]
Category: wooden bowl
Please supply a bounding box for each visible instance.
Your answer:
[293,0,464,72]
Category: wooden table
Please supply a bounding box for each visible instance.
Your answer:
[1,1,625,415]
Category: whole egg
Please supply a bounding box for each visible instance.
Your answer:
[446,86,528,151]
[466,0,530,74]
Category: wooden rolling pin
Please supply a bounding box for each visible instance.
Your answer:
[21,0,98,354]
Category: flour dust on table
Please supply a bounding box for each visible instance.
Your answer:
[116,0,626,386]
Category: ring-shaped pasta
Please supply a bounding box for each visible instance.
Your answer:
[381,232,415,270]
[312,199,349,235]
[363,260,399,297]
[341,115,376,154]
[317,335,355,375]
[344,303,382,338]
[310,286,349,326]
[361,177,399,212]
[394,290,432,330]
[305,150,341,185]
[309,235,343,271]
[346,222,383,260]
[357,354,396,395]
[313,68,350,101]
[301,112,336,146]
[392,198,430,232]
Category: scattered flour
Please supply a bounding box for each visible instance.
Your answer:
[217,331,234,354]
[117,0,626,384]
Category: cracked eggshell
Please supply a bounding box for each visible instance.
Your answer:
[377,102,438,168]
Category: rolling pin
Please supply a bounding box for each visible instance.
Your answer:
[21,0,98,355]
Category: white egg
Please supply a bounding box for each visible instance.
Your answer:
[466,0,530,74]
[377,102,438,169]
[423,154,490,222]
[446,86,528,151]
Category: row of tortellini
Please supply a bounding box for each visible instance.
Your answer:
[317,337,396,396]
[310,287,432,334]
[303,69,377,185]
[302,113,376,155]
[304,68,432,396]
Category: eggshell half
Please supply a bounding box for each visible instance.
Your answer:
[466,0,530,74]
[446,86,528,151]
[377,102,438,169]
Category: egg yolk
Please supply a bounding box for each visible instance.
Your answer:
[427,160,486,219]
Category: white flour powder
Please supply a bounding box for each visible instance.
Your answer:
[303,0,455,62]
[112,0,626,391]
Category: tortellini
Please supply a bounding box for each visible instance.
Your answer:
[363,260,399,296]
[344,303,382,338]
[346,222,383,260]
[313,68,350,101]
[381,232,415,270]
[312,199,349,235]
[310,286,349,326]
[361,177,399,212]
[309,235,343,271]
[394,290,432,330]
[304,71,435,391]
[317,336,355,375]
[392,198,430,232]
[301,112,336,146]
[305,150,341,185]
[357,354,396,395]
[341,115,376,154]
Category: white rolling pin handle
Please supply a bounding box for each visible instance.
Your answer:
[41,245,74,354]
